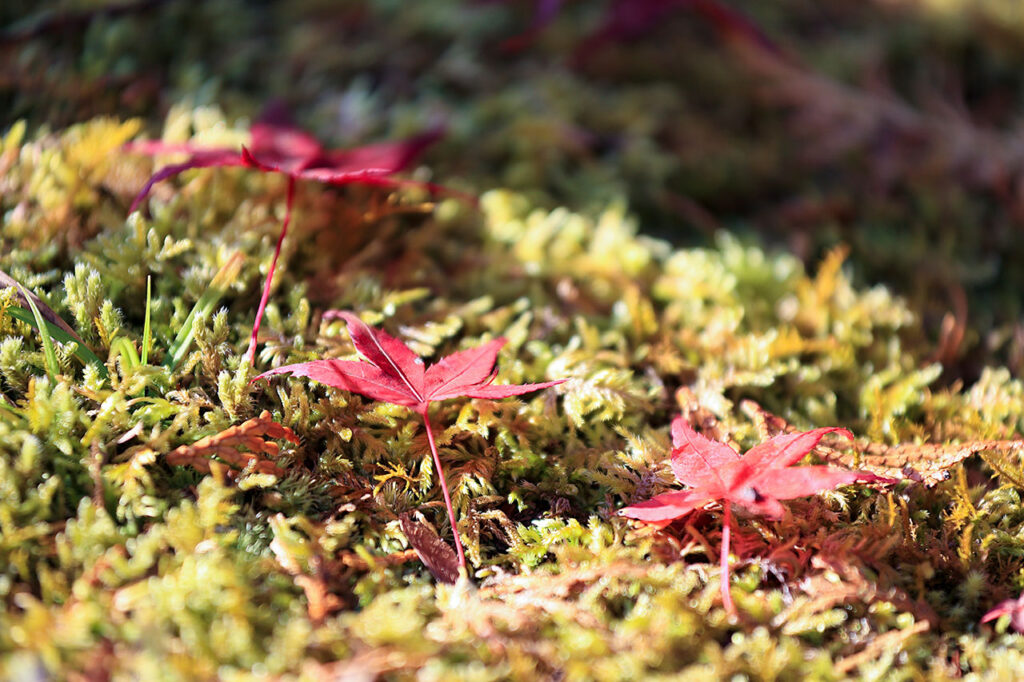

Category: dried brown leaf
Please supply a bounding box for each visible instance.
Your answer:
[399,512,460,584]
[270,535,342,626]
[742,399,1024,486]
[835,620,930,675]
[334,549,419,571]
[832,440,1024,486]
[778,555,939,631]
[164,410,298,477]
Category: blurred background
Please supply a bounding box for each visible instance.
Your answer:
[4,0,1024,383]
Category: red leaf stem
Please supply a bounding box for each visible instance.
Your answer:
[720,501,734,617]
[421,409,467,572]
[246,175,296,365]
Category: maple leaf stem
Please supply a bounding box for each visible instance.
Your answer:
[246,175,296,365]
[420,408,467,573]
[721,501,736,617]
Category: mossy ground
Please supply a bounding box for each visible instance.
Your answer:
[3,1,1024,679]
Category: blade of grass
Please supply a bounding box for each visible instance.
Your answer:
[18,284,59,380]
[110,336,141,369]
[1,268,84,343]
[141,275,152,365]
[0,393,25,423]
[165,251,245,371]
[3,305,107,376]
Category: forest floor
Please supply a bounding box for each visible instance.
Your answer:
[3,1,1024,679]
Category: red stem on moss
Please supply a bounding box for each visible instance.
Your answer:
[246,176,296,365]
[721,501,736,617]
[420,408,467,573]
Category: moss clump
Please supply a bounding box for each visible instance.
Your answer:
[4,1,1024,679]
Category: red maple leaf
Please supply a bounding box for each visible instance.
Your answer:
[981,594,1024,632]
[253,310,564,575]
[126,103,446,364]
[620,415,892,615]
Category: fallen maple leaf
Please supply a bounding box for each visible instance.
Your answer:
[981,593,1024,632]
[254,310,564,575]
[620,415,893,615]
[127,103,445,364]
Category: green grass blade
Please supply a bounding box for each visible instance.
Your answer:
[0,394,24,424]
[18,284,59,381]
[142,275,153,365]
[110,336,141,369]
[165,251,245,371]
[3,305,108,377]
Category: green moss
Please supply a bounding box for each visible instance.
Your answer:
[4,0,1024,678]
